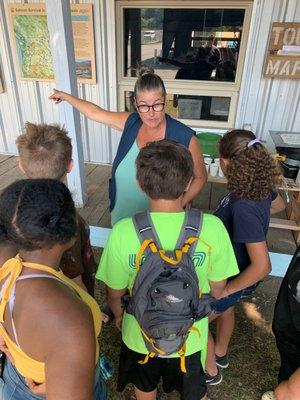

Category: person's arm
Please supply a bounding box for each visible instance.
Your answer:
[44,305,96,400]
[19,284,98,400]
[223,241,271,296]
[274,367,300,400]
[106,286,127,330]
[270,193,286,215]
[49,89,130,131]
[0,334,14,364]
[72,275,87,291]
[209,279,227,299]
[182,136,207,207]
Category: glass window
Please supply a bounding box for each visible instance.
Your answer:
[124,8,245,82]
[125,91,231,122]
[117,1,252,128]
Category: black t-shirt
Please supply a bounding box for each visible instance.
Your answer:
[273,246,300,357]
[214,193,276,272]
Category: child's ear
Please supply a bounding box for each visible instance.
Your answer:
[185,177,193,192]
[18,159,26,174]
[66,159,74,173]
[220,157,230,173]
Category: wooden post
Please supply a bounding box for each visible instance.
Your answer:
[45,0,87,207]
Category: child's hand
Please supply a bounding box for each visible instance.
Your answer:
[25,379,46,396]
[49,89,66,104]
[0,335,14,364]
[102,312,110,323]
[115,316,123,331]
[218,287,230,299]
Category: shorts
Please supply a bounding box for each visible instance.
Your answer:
[117,342,207,400]
[212,282,260,314]
[0,356,107,400]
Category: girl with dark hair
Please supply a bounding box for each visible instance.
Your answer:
[49,66,207,225]
[0,179,106,400]
[205,130,286,385]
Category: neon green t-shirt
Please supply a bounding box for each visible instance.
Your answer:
[97,212,239,357]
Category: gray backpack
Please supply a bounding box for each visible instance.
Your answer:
[124,208,214,372]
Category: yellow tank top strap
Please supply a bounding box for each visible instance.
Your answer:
[0,258,24,323]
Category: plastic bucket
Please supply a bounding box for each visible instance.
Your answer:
[196,132,222,160]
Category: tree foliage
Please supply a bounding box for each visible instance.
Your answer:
[141,8,163,29]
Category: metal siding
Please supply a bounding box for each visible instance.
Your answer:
[0,0,299,160]
[0,0,24,154]
[0,0,112,162]
[236,0,300,140]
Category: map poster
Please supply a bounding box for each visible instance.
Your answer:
[8,3,96,84]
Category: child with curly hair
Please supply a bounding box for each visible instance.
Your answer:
[205,129,286,384]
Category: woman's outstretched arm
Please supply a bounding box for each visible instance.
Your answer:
[49,89,130,131]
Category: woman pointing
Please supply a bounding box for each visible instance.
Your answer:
[50,66,207,225]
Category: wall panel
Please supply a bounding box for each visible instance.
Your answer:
[0,0,299,160]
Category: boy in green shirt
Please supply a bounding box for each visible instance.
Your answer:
[97,139,238,400]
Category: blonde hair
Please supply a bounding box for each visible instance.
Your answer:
[16,123,72,180]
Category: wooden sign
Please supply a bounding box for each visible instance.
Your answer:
[264,23,300,79]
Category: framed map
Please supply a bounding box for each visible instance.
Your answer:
[8,3,96,84]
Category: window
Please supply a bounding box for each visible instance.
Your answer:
[116,1,253,128]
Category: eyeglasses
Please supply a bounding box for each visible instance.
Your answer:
[137,103,165,113]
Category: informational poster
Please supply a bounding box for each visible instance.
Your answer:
[8,3,96,84]
[178,98,202,120]
[264,23,300,79]
[210,97,230,117]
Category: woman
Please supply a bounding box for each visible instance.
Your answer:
[50,66,207,225]
[0,179,106,400]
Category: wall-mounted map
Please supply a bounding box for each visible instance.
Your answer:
[8,3,96,84]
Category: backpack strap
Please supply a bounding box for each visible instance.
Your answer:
[133,211,163,256]
[175,208,203,256]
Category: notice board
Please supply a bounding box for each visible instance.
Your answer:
[8,3,96,84]
[264,22,300,79]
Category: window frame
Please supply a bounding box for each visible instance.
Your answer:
[116,0,253,128]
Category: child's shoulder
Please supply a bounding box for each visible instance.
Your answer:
[113,216,135,231]
[202,212,225,229]
[109,217,136,242]
[231,195,272,213]
[201,213,228,239]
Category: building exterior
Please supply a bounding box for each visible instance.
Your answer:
[0,0,299,164]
